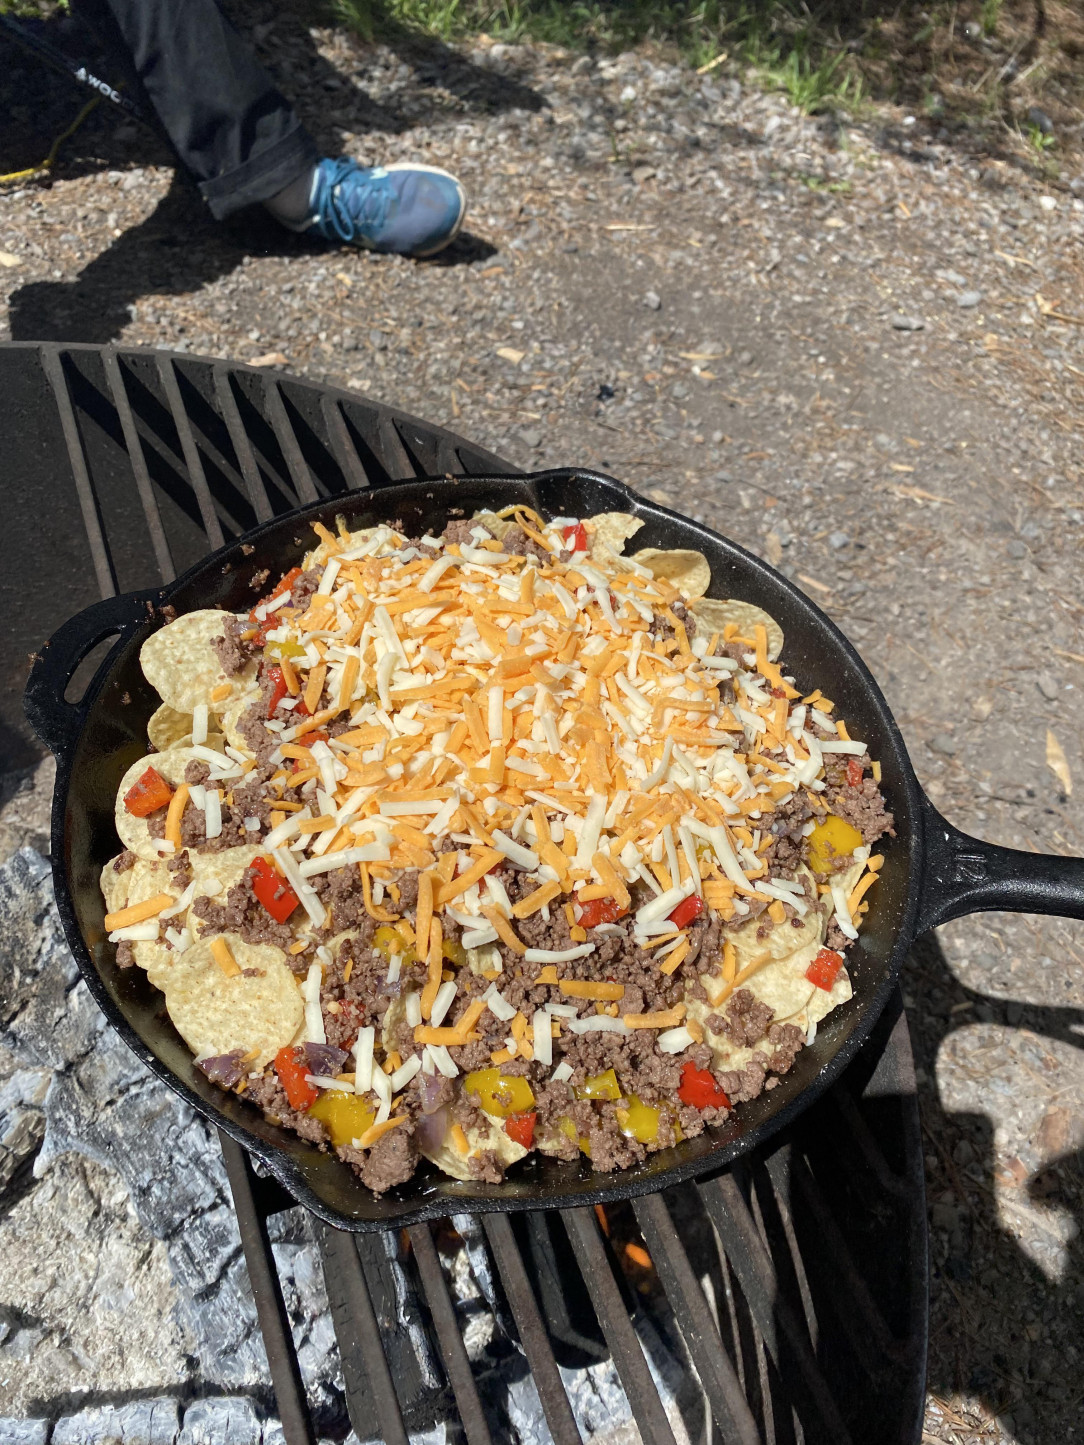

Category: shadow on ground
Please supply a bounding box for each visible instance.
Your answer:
[0,0,519,343]
[903,931,1084,1443]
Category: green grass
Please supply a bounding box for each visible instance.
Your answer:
[330,0,868,112]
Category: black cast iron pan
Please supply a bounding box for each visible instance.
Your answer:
[24,469,1084,1230]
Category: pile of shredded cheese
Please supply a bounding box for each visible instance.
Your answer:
[223,509,882,1105]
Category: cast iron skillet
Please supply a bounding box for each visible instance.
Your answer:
[24,469,1084,1230]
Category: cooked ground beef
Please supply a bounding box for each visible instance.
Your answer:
[113,850,136,873]
[184,760,211,785]
[711,990,775,1048]
[289,567,322,614]
[826,776,895,845]
[211,614,256,676]
[245,1072,329,1145]
[359,1123,417,1193]
[167,850,193,889]
[501,523,549,561]
[443,519,490,547]
[115,941,135,968]
[763,791,816,875]
[191,869,297,951]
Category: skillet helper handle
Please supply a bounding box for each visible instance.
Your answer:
[24,589,161,758]
[916,798,1084,934]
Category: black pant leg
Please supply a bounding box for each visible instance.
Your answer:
[71,0,319,218]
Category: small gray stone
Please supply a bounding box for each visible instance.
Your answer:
[1037,673,1060,701]
[53,1400,180,1445]
[828,531,850,550]
[1007,538,1028,559]
[368,330,388,351]
[929,733,957,756]
[177,1397,261,1445]
[518,429,543,449]
[937,269,968,288]
[631,165,656,184]
[957,291,983,309]
[643,290,661,310]
[0,1423,50,1445]
[890,314,924,331]
[1027,106,1054,135]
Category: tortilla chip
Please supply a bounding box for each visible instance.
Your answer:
[692,599,784,661]
[469,510,515,541]
[147,703,193,751]
[114,746,198,862]
[588,512,644,560]
[418,1111,528,1182]
[631,547,712,600]
[160,934,303,1070]
[100,856,133,915]
[219,690,260,752]
[140,609,256,714]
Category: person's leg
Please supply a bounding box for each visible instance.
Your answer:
[72,0,467,255]
[72,0,317,219]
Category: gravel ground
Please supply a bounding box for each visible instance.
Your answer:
[1,2,1083,1441]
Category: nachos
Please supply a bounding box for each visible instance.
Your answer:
[101,507,893,1192]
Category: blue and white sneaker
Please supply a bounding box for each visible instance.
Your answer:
[302,157,466,257]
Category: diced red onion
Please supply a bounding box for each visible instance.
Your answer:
[419,1072,448,1115]
[303,1042,347,1077]
[414,1105,449,1154]
[196,1050,246,1088]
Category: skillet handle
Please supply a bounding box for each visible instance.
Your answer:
[916,797,1084,934]
[24,589,161,758]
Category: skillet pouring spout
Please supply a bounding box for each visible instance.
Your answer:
[917,796,1084,935]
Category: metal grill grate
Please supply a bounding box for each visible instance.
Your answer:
[5,342,928,1445]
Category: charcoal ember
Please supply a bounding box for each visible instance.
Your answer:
[51,1399,180,1444]
[176,1396,261,1444]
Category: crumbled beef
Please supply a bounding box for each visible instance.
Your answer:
[312,864,371,933]
[248,567,270,590]
[113,850,136,873]
[360,1124,417,1193]
[115,941,136,968]
[237,686,277,766]
[467,1149,505,1184]
[764,791,815,875]
[716,1056,769,1104]
[766,1022,804,1074]
[710,989,775,1047]
[211,614,256,676]
[443,519,491,547]
[167,850,193,889]
[825,777,895,846]
[191,868,296,950]
[245,1071,329,1144]
[289,567,322,614]
[824,919,850,953]
[184,760,211,786]
[501,524,549,561]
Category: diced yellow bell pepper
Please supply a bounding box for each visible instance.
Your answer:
[307,1091,376,1149]
[263,637,306,662]
[615,1095,661,1144]
[464,1068,536,1118]
[442,938,467,967]
[574,1068,621,1102]
[373,925,416,966]
[558,1115,591,1157]
[807,814,864,875]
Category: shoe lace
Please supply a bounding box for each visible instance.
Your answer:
[318,158,392,242]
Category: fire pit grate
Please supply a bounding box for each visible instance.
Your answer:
[5,341,928,1445]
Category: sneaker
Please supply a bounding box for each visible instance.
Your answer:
[303,157,466,258]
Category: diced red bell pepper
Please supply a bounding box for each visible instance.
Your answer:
[846,758,864,788]
[249,566,303,643]
[505,1112,537,1149]
[251,856,300,924]
[678,1062,731,1110]
[563,522,588,552]
[577,897,629,929]
[806,947,844,991]
[274,1046,318,1110]
[266,664,288,718]
[124,766,174,817]
[668,894,704,929]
